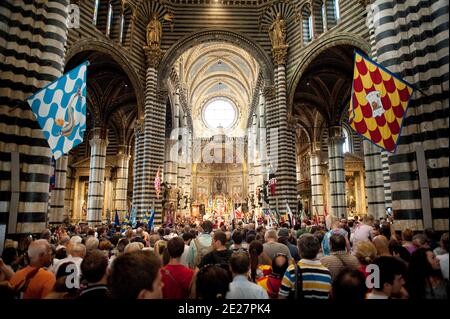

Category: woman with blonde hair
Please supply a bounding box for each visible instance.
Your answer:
[354,241,377,279]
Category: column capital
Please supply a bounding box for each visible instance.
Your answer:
[272,44,289,65]
[144,46,163,69]
[117,145,131,155]
[90,127,107,140]
[327,135,345,145]
[262,85,275,99]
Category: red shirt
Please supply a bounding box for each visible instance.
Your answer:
[161,264,194,299]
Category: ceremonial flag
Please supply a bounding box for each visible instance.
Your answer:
[314,206,320,225]
[148,208,155,231]
[349,51,414,152]
[27,62,89,160]
[234,206,243,219]
[286,201,295,227]
[131,207,137,228]
[114,210,120,227]
[155,166,161,198]
[121,213,130,230]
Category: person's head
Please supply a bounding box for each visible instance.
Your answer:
[1,247,18,265]
[108,251,163,299]
[55,247,67,260]
[202,221,213,234]
[277,228,289,239]
[125,242,144,254]
[71,243,86,258]
[232,230,244,245]
[264,229,278,242]
[116,238,129,253]
[81,250,108,284]
[373,256,407,297]
[380,222,392,239]
[388,240,411,263]
[27,239,52,268]
[372,235,390,256]
[329,233,347,252]
[355,241,377,265]
[271,254,289,277]
[412,234,429,249]
[362,215,374,226]
[212,231,227,250]
[182,232,193,245]
[424,228,435,241]
[440,232,449,253]
[85,236,99,251]
[167,237,185,259]
[53,261,78,298]
[196,264,231,299]
[402,228,414,242]
[40,229,52,241]
[297,233,320,260]
[331,268,367,300]
[230,252,250,275]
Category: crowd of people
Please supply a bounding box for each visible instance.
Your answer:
[0,214,448,300]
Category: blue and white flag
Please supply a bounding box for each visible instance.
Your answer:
[27,62,89,160]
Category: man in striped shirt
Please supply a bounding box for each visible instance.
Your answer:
[278,233,332,299]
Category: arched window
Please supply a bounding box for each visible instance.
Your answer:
[325,0,341,29]
[342,127,351,154]
[106,2,113,37]
[312,0,324,36]
[301,5,313,44]
[92,0,99,25]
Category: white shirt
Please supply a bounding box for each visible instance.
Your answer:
[53,256,83,279]
[180,244,190,267]
[437,253,449,280]
[352,224,373,247]
[226,275,269,299]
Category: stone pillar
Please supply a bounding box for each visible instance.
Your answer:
[49,155,68,225]
[327,126,346,218]
[132,119,144,217]
[266,45,298,214]
[115,145,131,214]
[141,46,166,225]
[310,150,324,218]
[87,128,108,225]
[363,140,385,218]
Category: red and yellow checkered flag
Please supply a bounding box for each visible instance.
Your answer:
[349,51,414,152]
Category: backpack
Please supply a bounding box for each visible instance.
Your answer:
[193,237,213,267]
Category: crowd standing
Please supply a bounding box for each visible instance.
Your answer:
[0,213,448,300]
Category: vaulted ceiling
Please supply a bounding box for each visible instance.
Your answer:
[175,42,259,137]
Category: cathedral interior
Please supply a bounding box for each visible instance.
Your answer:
[0,0,448,235]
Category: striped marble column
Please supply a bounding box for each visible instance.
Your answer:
[115,145,131,214]
[87,129,108,226]
[327,127,346,218]
[49,155,68,225]
[132,119,144,217]
[177,111,187,191]
[268,60,298,215]
[381,151,392,208]
[0,0,69,233]
[310,151,324,218]
[363,140,385,219]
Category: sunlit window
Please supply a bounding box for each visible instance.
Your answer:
[308,15,314,39]
[203,99,237,129]
[335,0,341,22]
[106,2,113,36]
[343,128,351,153]
[93,0,99,25]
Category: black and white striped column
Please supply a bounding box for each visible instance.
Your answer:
[363,141,386,218]
[327,127,346,218]
[115,145,130,215]
[64,166,74,223]
[381,151,392,207]
[0,0,69,233]
[132,119,144,218]
[87,128,108,226]
[49,155,68,225]
[310,151,324,217]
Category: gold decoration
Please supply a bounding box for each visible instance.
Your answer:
[144,46,163,68]
[145,12,162,49]
[268,13,288,49]
[272,44,289,65]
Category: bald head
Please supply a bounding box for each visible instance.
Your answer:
[372,235,390,256]
[28,239,52,267]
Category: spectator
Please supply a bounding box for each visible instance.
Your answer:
[278,228,300,262]
[263,230,292,262]
[366,256,407,299]
[436,233,449,280]
[179,232,193,267]
[257,253,289,299]
[187,221,213,268]
[322,215,350,256]
[78,250,109,299]
[249,241,272,282]
[279,234,332,299]
[107,251,163,299]
[320,234,360,280]
[161,237,194,299]
[331,267,367,300]
[424,228,439,251]
[45,261,78,299]
[9,239,56,299]
[195,264,231,300]
[389,240,411,264]
[85,236,99,252]
[198,231,232,268]
[226,252,268,299]
[372,235,391,257]
[406,248,448,299]
[230,230,248,253]
[352,214,374,248]
[412,234,429,250]
[402,228,416,254]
